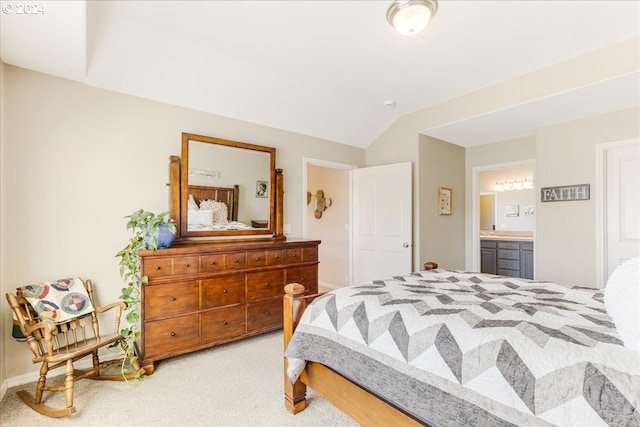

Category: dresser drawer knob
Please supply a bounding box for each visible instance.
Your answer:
[210,261,216,265]
[234,259,240,263]
[299,277,305,281]
[185,263,190,267]
[155,266,161,270]
[265,311,270,316]
[170,332,176,337]
[223,289,228,293]
[291,254,297,258]
[171,297,176,301]
[275,255,279,259]
[223,320,228,325]
[264,283,270,288]
[255,257,260,261]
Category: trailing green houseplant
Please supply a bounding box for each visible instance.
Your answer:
[114,209,176,378]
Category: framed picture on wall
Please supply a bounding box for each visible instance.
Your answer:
[506,204,519,217]
[438,187,452,215]
[256,181,268,198]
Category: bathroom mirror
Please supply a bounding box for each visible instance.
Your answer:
[177,133,276,239]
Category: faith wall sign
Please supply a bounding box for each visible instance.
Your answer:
[541,184,590,202]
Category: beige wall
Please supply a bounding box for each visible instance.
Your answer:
[535,107,639,287]
[0,56,6,390]
[306,165,350,288]
[418,136,466,269]
[0,64,364,381]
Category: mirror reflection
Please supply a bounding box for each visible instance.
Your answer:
[180,133,275,238]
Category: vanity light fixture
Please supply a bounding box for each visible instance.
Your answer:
[386,0,438,36]
[494,179,535,192]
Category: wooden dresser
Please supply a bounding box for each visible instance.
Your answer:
[137,238,320,374]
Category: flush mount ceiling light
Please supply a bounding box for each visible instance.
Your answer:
[386,0,438,36]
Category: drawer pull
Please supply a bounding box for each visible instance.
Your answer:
[223,289,228,293]
[275,255,279,259]
[299,277,305,281]
[170,297,176,301]
[264,283,270,288]
[223,321,228,325]
[170,332,176,337]
[290,254,297,258]
[185,263,190,267]
[234,259,240,263]
[265,311,270,316]
[155,266,161,270]
[210,261,216,265]
[255,257,260,261]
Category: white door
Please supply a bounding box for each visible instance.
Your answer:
[352,162,412,284]
[606,141,640,278]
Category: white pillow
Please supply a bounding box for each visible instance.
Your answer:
[188,209,214,226]
[188,194,199,210]
[604,256,640,352]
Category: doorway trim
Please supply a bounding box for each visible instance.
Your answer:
[470,159,536,272]
[302,157,358,285]
[595,138,639,288]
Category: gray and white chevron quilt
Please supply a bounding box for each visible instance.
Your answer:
[285,269,640,426]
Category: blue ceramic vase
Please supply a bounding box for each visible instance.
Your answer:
[147,223,176,249]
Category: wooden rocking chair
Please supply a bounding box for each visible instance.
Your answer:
[6,278,143,418]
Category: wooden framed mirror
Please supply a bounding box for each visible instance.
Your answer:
[171,132,283,240]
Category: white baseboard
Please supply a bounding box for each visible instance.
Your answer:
[0,351,122,401]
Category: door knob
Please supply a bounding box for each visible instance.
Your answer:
[403,242,410,248]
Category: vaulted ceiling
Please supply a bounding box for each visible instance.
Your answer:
[2,1,639,148]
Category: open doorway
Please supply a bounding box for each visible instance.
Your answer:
[302,158,356,290]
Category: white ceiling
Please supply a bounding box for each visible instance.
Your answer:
[1,0,639,149]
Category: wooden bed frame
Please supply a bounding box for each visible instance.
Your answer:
[283,284,425,427]
[187,184,239,222]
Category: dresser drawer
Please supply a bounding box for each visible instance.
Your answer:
[224,252,246,270]
[144,313,199,357]
[200,254,224,273]
[247,298,283,333]
[144,281,199,320]
[144,258,173,279]
[201,306,246,343]
[173,256,199,275]
[266,250,286,266]
[285,248,303,264]
[201,275,246,309]
[247,270,285,301]
[286,266,317,293]
[498,258,520,270]
[498,249,520,260]
[301,246,318,262]
[247,251,267,268]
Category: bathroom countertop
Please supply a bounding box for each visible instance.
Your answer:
[479,234,534,241]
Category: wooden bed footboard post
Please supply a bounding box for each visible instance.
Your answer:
[283,283,307,414]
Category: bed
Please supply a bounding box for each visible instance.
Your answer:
[186,184,257,231]
[283,263,640,426]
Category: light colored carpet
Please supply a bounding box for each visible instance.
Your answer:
[0,331,359,426]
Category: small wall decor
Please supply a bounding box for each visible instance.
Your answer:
[307,190,332,219]
[256,180,268,198]
[438,187,452,215]
[523,204,535,216]
[505,204,519,217]
[541,184,590,202]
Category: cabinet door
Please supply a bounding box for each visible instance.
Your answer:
[521,250,534,279]
[480,248,497,274]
